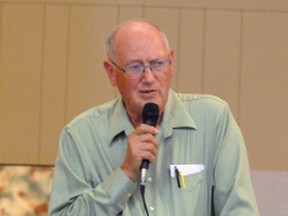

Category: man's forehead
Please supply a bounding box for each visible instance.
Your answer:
[116,22,161,41]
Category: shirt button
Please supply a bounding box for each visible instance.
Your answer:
[149,206,155,212]
[147,177,152,182]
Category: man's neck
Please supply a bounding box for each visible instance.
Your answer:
[123,101,163,128]
[127,111,142,128]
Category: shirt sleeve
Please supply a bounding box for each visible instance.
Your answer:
[49,128,137,216]
[212,105,259,215]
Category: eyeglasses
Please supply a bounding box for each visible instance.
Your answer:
[111,57,171,79]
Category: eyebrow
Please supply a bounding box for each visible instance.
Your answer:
[126,57,165,65]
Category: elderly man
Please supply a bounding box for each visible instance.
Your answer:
[49,20,259,215]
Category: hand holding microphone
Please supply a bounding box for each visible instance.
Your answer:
[140,103,159,186]
[120,103,159,182]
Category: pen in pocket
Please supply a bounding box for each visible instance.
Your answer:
[175,166,181,188]
[175,166,186,189]
[179,171,186,189]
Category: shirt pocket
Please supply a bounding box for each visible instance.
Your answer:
[170,171,205,215]
[180,171,204,191]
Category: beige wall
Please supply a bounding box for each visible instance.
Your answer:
[0,1,287,171]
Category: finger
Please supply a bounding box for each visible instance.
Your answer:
[138,133,158,142]
[135,124,160,136]
[139,139,159,157]
[141,149,157,163]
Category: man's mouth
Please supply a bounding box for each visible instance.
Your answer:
[141,90,154,94]
[139,89,157,97]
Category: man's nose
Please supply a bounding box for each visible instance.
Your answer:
[141,66,156,82]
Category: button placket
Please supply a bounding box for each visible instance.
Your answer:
[147,177,153,183]
[149,206,155,212]
[145,173,156,215]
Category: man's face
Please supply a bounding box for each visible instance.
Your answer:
[109,23,174,118]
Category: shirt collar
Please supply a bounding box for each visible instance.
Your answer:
[160,89,197,139]
[108,89,197,145]
[109,98,134,146]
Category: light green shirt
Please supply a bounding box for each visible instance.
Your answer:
[49,89,259,215]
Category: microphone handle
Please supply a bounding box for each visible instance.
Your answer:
[140,160,149,186]
[140,119,155,171]
[140,121,155,184]
[140,159,149,169]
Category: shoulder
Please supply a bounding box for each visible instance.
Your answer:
[173,93,233,128]
[176,93,229,111]
[65,98,119,130]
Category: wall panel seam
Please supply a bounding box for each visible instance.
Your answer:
[64,5,71,124]
[38,4,46,164]
[237,10,244,124]
[0,3,2,78]
[175,7,181,92]
[201,9,206,93]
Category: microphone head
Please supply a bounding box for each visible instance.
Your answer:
[142,103,159,127]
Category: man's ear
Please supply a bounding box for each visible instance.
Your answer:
[103,61,117,86]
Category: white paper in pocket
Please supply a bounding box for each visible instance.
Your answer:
[170,164,205,177]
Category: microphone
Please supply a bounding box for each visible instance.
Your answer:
[140,103,159,187]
